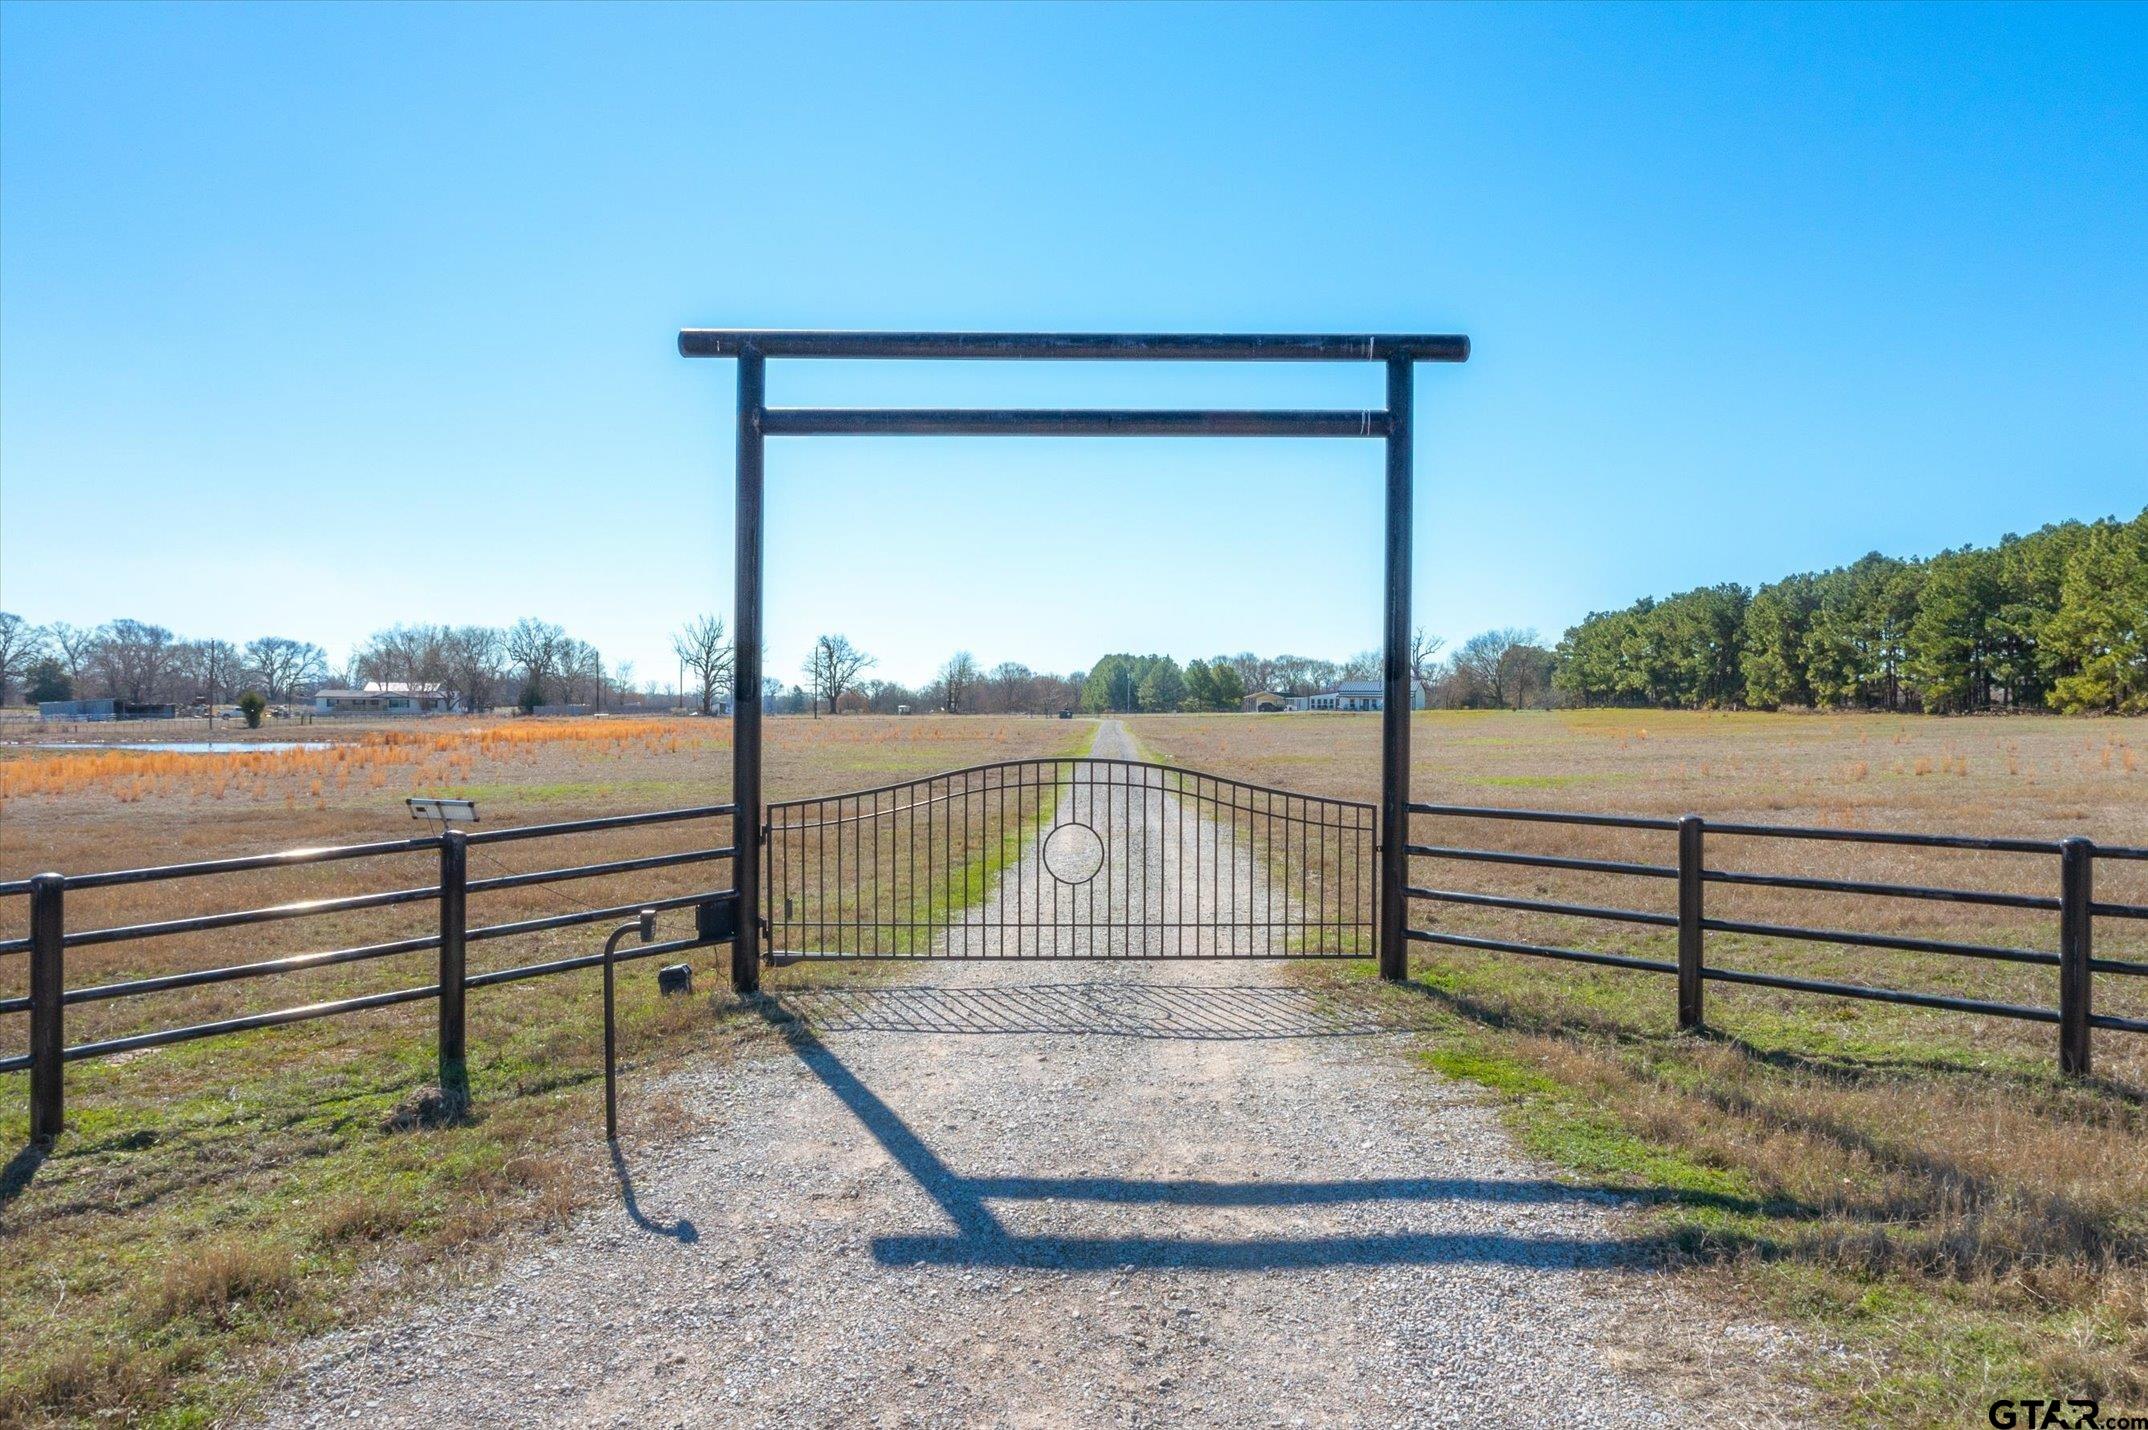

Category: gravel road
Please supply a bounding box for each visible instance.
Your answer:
[261,724,1805,1427]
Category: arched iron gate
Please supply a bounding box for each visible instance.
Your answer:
[765,759,1374,961]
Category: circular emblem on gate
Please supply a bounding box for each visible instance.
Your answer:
[1042,822,1106,885]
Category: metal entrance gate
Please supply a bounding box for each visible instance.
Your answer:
[764,758,1375,960]
[680,328,1470,987]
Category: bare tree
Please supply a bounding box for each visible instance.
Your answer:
[355,624,449,693]
[557,640,602,706]
[671,614,734,715]
[1498,641,1558,710]
[1342,649,1382,681]
[507,618,567,707]
[1270,654,1338,697]
[244,637,330,701]
[90,620,180,702]
[805,634,874,716]
[439,626,506,713]
[44,622,97,691]
[1452,628,1537,709]
[937,650,980,713]
[1409,628,1446,708]
[0,613,41,706]
[986,661,1035,713]
[174,639,244,709]
[1223,651,1278,697]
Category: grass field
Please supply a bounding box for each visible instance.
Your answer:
[1129,709,2148,1423]
[0,713,1094,1426]
[4,707,2144,1424]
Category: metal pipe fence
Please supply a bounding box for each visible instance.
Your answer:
[2,806,739,1140]
[1404,804,2146,1077]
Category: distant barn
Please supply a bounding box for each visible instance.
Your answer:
[38,698,176,722]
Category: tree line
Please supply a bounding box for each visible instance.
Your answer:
[1554,510,2147,714]
[0,618,335,709]
[1074,636,1564,713]
[0,610,1567,717]
[0,615,639,713]
[17,509,2131,720]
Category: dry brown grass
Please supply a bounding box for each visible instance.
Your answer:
[0,712,1092,1427]
[149,1239,300,1326]
[0,713,1088,1056]
[1133,708,2148,1419]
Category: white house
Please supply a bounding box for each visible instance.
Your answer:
[1284,680,1426,712]
[313,682,454,716]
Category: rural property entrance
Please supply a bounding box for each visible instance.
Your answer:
[764,736,1377,962]
[680,329,1470,986]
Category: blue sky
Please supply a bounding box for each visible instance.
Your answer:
[3,3,2142,691]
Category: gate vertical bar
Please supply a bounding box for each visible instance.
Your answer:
[733,348,765,993]
[2059,836,2092,1077]
[1379,358,1413,981]
[28,874,64,1142]
[437,829,468,1106]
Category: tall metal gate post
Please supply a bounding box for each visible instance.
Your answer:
[2059,836,2093,1077]
[1378,358,1413,982]
[28,873,65,1142]
[437,829,468,1105]
[732,347,765,994]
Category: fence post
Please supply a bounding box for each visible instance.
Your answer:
[28,874,64,1143]
[732,346,765,995]
[1377,356,1413,983]
[2059,836,2093,1078]
[1677,815,1704,1032]
[438,830,469,1106]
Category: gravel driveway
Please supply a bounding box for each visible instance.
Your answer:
[261,725,1804,1427]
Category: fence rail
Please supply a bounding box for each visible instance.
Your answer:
[1405,804,2143,1076]
[2,806,738,1139]
[7,796,2141,1141]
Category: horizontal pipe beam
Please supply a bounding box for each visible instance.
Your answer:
[1405,885,1677,928]
[1404,803,2071,855]
[60,836,441,891]
[464,845,734,894]
[1700,916,2058,966]
[65,882,442,948]
[461,934,714,991]
[1406,926,1678,975]
[465,890,718,943]
[463,803,733,845]
[1409,803,1680,832]
[1403,843,1678,880]
[760,408,1391,439]
[1700,965,2059,1024]
[1704,821,2062,855]
[63,982,441,1063]
[1702,866,2060,911]
[679,330,1470,363]
[61,932,441,1006]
